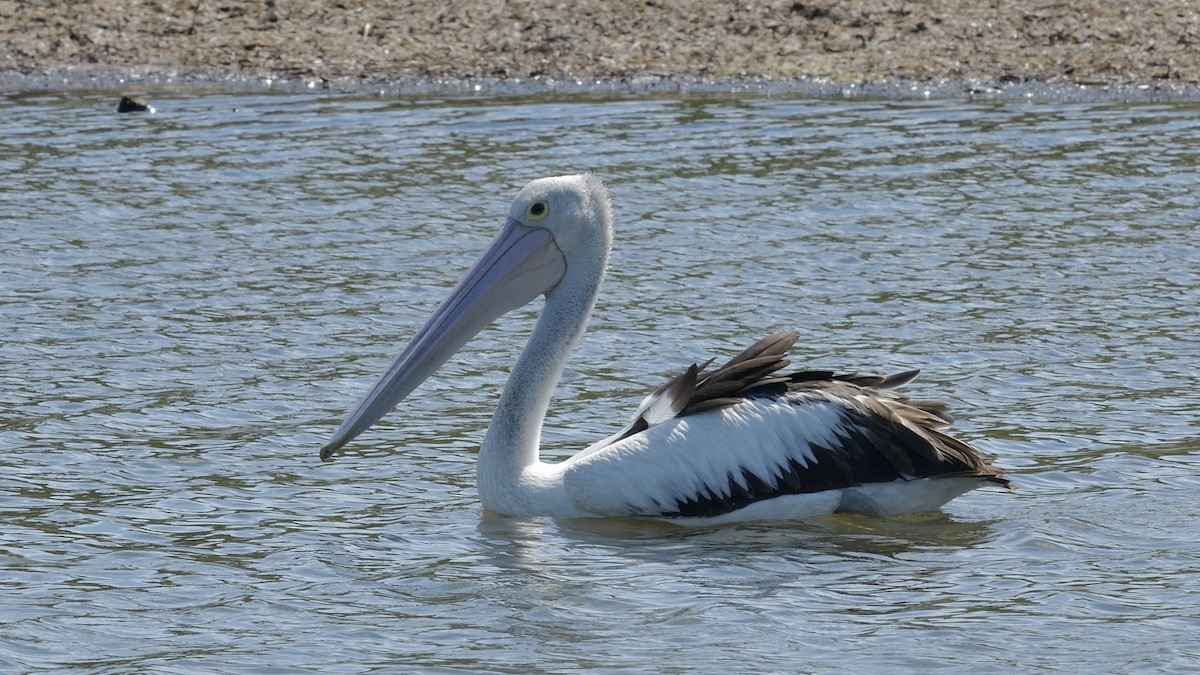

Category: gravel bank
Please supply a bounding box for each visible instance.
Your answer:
[2,1,1197,95]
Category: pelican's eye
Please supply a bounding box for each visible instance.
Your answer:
[526,200,549,222]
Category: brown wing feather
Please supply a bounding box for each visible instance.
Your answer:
[684,332,800,414]
[624,331,1010,488]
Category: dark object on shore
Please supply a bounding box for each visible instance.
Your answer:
[117,96,154,113]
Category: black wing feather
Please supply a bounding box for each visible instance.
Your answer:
[611,332,1010,518]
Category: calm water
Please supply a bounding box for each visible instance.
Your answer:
[2,90,1199,672]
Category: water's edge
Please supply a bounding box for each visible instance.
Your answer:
[4,69,1200,103]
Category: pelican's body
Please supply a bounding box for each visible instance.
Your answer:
[322,174,1009,524]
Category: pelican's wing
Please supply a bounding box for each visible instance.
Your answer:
[577,331,953,456]
[562,375,1010,519]
[574,332,798,459]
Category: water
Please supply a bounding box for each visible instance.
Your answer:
[2,90,1199,672]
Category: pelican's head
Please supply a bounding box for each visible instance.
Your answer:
[507,173,612,270]
[320,174,612,458]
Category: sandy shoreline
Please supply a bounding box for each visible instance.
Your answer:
[3,1,1199,98]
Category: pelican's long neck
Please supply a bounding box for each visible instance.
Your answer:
[476,257,603,511]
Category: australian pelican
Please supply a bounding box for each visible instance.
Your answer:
[321,174,1009,524]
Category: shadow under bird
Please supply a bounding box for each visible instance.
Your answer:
[321,174,1010,524]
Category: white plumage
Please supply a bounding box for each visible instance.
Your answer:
[322,174,1009,523]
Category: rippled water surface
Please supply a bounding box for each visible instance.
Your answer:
[3,90,1199,672]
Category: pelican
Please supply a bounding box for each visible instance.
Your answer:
[321,174,1010,524]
